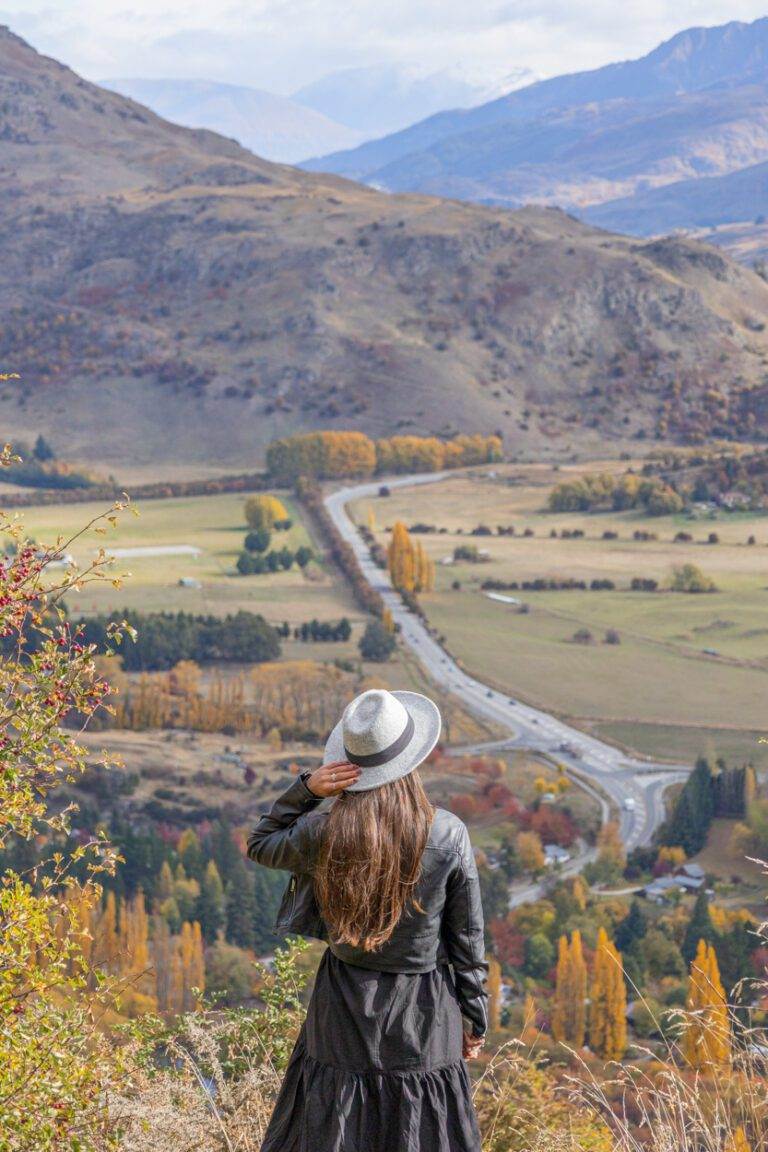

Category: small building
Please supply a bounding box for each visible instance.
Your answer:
[544,844,571,867]
[677,862,706,884]
[642,876,680,903]
[642,864,706,902]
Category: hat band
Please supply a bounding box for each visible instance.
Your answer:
[344,712,415,768]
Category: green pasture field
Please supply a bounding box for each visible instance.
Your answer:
[20,489,359,625]
[351,465,768,765]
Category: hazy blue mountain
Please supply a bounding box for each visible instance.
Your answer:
[292,62,534,138]
[584,157,768,236]
[302,17,768,236]
[102,77,364,163]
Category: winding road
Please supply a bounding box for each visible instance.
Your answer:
[324,472,690,874]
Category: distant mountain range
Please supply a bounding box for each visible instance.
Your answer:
[1,25,767,474]
[104,65,535,165]
[305,18,768,257]
[103,78,364,164]
[292,63,535,139]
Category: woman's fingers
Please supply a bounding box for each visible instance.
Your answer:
[306,761,361,796]
[462,1034,485,1059]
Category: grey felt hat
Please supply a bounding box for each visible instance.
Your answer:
[324,688,441,792]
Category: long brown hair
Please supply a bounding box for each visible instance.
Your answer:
[315,770,434,952]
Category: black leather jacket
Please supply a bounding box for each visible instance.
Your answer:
[246,774,489,1038]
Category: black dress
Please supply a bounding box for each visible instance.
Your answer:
[260,948,482,1152]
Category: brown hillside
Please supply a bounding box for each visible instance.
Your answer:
[1,27,767,472]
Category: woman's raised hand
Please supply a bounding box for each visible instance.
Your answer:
[462,1033,485,1061]
[306,760,361,797]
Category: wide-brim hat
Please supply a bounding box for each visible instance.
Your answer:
[324,688,441,792]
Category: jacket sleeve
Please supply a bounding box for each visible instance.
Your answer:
[246,774,323,874]
[443,823,489,1038]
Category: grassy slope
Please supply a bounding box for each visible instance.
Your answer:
[3,30,768,472]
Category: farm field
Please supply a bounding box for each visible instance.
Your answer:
[351,463,768,767]
[24,489,359,625]
[25,485,500,746]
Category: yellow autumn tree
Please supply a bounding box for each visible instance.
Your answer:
[596,820,627,877]
[388,521,416,592]
[657,845,687,870]
[725,1127,751,1152]
[387,522,435,594]
[521,993,538,1043]
[552,935,570,1043]
[179,921,206,1012]
[589,927,627,1061]
[488,956,503,1032]
[97,890,120,974]
[117,890,157,1016]
[516,830,545,873]
[552,930,587,1048]
[244,493,289,531]
[683,939,731,1069]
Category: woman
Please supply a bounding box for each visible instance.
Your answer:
[247,687,488,1152]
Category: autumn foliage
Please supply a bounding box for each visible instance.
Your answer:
[266,429,502,483]
[387,521,435,594]
[552,930,587,1048]
[683,938,731,1069]
[589,927,627,1061]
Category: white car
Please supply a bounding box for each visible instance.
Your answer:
[623,797,637,812]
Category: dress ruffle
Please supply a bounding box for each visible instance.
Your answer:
[261,1040,481,1152]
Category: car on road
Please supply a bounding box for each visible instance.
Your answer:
[623,797,637,811]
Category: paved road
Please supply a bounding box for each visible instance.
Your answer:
[324,472,690,863]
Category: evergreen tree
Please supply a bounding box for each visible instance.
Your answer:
[663,756,714,855]
[33,433,55,461]
[523,933,554,979]
[614,900,648,954]
[717,919,757,1007]
[683,891,717,967]
[225,854,258,950]
[359,619,396,662]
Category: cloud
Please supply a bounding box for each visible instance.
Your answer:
[3,0,768,93]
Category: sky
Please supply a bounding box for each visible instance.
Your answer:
[1,0,767,94]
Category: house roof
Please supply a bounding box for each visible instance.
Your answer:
[544,844,571,862]
[679,862,705,879]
